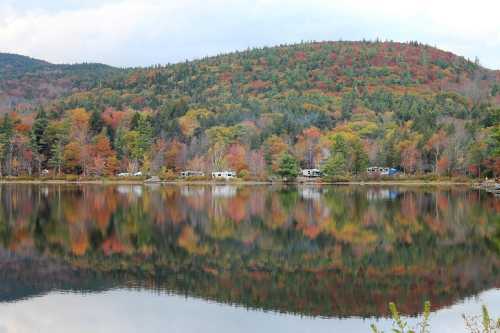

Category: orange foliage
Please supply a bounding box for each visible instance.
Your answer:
[437,156,450,175]
[264,135,288,172]
[91,133,118,175]
[165,139,187,171]
[225,144,248,173]
[102,108,128,129]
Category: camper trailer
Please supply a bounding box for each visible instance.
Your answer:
[301,169,322,177]
[180,170,205,178]
[366,167,398,176]
[211,171,236,180]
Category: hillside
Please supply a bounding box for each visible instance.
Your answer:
[0,41,498,178]
[0,53,126,113]
[0,53,52,78]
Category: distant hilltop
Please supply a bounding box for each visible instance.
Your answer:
[1,40,499,113]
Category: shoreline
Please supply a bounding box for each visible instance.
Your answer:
[0,179,478,186]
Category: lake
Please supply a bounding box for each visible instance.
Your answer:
[0,184,498,332]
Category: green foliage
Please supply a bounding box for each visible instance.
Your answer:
[48,143,64,174]
[351,139,369,173]
[327,133,368,175]
[31,108,49,156]
[341,91,357,120]
[492,83,499,97]
[489,126,500,157]
[89,109,104,135]
[372,302,500,333]
[277,153,299,180]
[370,301,431,333]
[0,53,50,79]
[322,153,347,177]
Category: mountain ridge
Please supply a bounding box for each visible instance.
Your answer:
[1,41,499,114]
[0,52,125,112]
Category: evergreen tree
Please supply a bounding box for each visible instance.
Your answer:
[277,153,299,181]
[30,108,49,173]
[130,112,141,130]
[89,109,104,135]
[322,153,347,177]
[0,115,14,176]
[352,140,369,174]
[48,143,64,176]
[341,91,356,120]
[331,134,349,156]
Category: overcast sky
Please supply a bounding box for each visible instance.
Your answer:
[1,0,499,69]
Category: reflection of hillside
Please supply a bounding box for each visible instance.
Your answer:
[0,249,114,302]
[0,250,497,318]
[0,184,498,317]
[145,257,500,317]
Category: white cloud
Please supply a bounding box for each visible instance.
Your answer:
[0,0,499,68]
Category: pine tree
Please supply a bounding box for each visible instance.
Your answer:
[30,108,49,174]
[277,153,299,181]
[89,109,104,135]
[0,115,14,176]
[322,153,347,177]
[48,143,64,176]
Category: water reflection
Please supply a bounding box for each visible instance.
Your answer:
[0,184,498,318]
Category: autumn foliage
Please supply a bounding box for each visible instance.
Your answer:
[0,41,498,178]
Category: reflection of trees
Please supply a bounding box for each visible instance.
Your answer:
[0,184,498,317]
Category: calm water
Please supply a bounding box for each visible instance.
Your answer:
[0,184,498,332]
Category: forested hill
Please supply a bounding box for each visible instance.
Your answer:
[0,53,126,113]
[0,41,499,179]
[0,53,52,78]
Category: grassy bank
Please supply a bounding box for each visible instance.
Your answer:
[0,174,482,186]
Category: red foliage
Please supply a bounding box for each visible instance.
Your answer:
[102,108,127,129]
[249,80,271,92]
[295,51,307,61]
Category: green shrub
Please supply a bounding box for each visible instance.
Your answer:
[183,175,209,181]
[371,302,498,333]
[160,169,177,181]
[238,169,250,180]
[321,175,352,183]
[370,301,430,333]
[418,174,441,182]
[64,175,79,181]
[105,176,147,181]
[451,175,473,183]
[1,176,36,181]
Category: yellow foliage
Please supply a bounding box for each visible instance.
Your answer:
[178,108,212,137]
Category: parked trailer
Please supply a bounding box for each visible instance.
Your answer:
[366,167,398,176]
[301,169,322,177]
[211,171,236,180]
